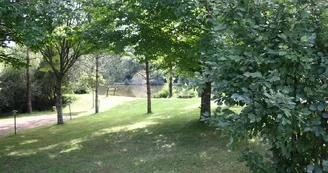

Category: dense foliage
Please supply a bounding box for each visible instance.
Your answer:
[3,0,328,171]
[209,0,328,172]
[0,47,74,115]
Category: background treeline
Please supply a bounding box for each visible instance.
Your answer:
[0,46,169,115]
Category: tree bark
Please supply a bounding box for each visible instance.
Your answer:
[145,61,152,114]
[169,74,173,98]
[95,54,99,113]
[56,76,64,124]
[200,81,211,121]
[26,47,32,113]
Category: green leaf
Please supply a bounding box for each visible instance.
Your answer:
[222,109,235,115]
[278,33,287,40]
[318,105,325,111]
[314,167,323,173]
[244,72,262,78]
[304,127,311,132]
[302,11,310,18]
[324,135,328,142]
[283,109,291,117]
[301,36,308,42]
[323,113,328,119]
[248,114,256,123]
[309,105,317,111]
[323,160,328,172]
[227,55,242,61]
[277,114,283,119]
[269,76,280,82]
[307,165,314,172]
[279,51,288,56]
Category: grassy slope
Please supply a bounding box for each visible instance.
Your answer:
[0,98,252,173]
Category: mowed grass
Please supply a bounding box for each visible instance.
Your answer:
[0,94,132,121]
[0,98,253,173]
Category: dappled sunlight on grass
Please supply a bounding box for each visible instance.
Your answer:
[6,136,86,157]
[92,121,160,137]
[7,149,37,156]
[8,142,59,156]
[63,95,137,116]
[4,145,15,152]
[0,98,256,173]
[19,139,38,145]
[161,142,176,149]
[38,144,59,152]
[133,158,147,166]
[60,138,83,153]
[200,151,212,160]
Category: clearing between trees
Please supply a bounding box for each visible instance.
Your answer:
[0,98,260,173]
[0,95,136,136]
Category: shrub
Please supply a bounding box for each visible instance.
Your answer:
[74,89,88,94]
[175,85,197,98]
[210,1,328,172]
[154,86,169,98]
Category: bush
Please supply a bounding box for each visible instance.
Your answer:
[175,85,197,98]
[0,68,28,114]
[74,89,88,94]
[154,86,169,98]
[209,1,328,172]
[0,65,74,115]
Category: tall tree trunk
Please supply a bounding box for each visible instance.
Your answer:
[56,76,64,124]
[168,73,173,98]
[200,81,211,121]
[95,55,99,113]
[26,47,32,113]
[145,61,152,114]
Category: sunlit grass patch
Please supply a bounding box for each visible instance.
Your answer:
[0,98,260,173]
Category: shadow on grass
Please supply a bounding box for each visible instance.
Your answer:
[0,120,250,172]
[0,99,254,173]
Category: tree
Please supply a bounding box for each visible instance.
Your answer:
[26,47,32,113]
[99,55,142,85]
[0,46,48,115]
[0,0,23,64]
[116,0,216,115]
[94,54,100,113]
[210,0,328,172]
[158,0,216,120]
[87,0,215,117]
[39,0,90,124]
[0,0,50,67]
[95,0,179,113]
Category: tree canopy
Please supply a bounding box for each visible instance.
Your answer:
[210,0,328,172]
[2,0,328,171]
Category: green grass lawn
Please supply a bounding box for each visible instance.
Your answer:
[0,94,131,121]
[0,98,256,173]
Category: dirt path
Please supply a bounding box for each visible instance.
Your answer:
[0,96,137,136]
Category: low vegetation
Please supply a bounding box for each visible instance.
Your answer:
[0,99,260,173]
